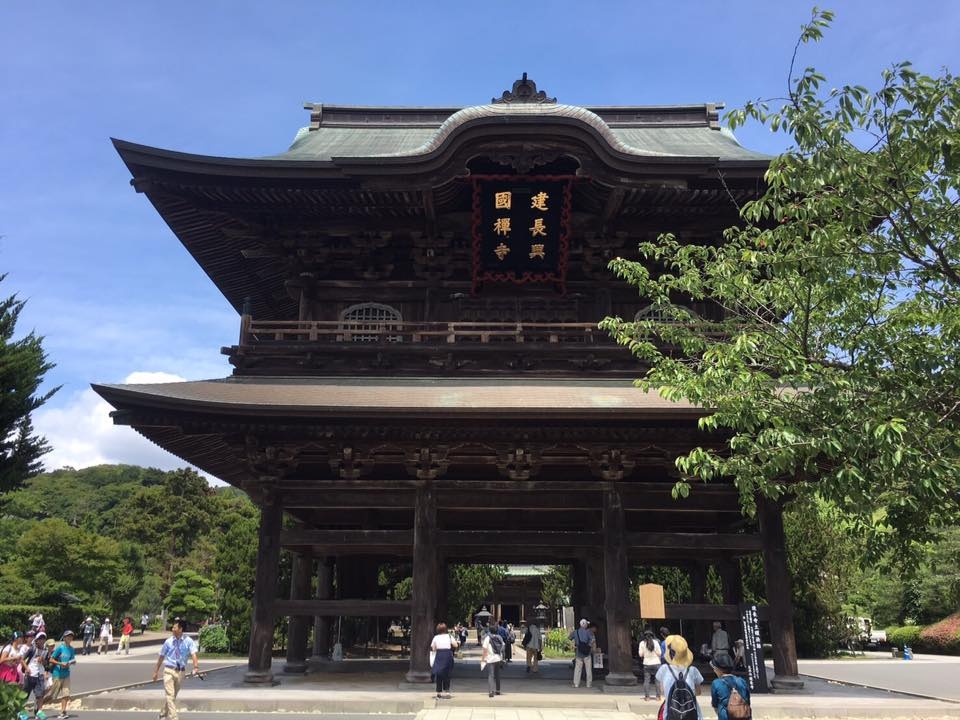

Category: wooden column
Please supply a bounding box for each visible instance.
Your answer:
[404,480,437,683]
[284,552,312,673]
[758,496,802,688]
[437,559,449,625]
[602,486,637,685]
[717,559,744,643]
[312,557,333,662]
[689,561,710,651]
[245,493,283,684]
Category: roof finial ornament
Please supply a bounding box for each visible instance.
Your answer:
[492,73,556,104]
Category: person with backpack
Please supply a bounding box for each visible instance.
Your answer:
[522,620,542,674]
[480,625,504,697]
[49,630,77,720]
[710,654,751,720]
[0,632,26,686]
[655,634,704,720]
[567,618,595,688]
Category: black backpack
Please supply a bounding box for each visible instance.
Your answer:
[488,632,504,655]
[665,666,698,720]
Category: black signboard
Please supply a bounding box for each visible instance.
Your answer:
[471,176,573,293]
[738,602,770,693]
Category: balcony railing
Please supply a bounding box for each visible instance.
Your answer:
[239,319,611,346]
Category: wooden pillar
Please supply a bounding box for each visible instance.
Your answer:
[437,559,449,625]
[404,480,437,683]
[602,486,637,686]
[572,558,588,625]
[690,561,709,651]
[284,552,311,673]
[312,557,333,661]
[717,559,744,643]
[245,493,282,684]
[758,497,802,688]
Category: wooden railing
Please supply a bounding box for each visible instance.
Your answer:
[239,319,611,346]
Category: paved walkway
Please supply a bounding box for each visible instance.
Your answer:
[799,653,960,703]
[74,654,960,719]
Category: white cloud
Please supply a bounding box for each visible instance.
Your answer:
[33,370,219,483]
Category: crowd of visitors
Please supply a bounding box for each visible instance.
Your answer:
[1,608,172,720]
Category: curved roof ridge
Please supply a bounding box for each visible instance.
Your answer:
[374,103,679,159]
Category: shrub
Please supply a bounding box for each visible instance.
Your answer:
[0,682,27,720]
[0,604,87,640]
[917,613,960,655]
[886,625,922,649]
[198,623,230,653]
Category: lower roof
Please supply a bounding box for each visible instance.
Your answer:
[92,376,702,420]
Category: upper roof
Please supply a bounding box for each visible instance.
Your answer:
[92,376,703,421]
[265,100,770,164]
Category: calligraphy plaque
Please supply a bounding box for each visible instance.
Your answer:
[471,175,573,293]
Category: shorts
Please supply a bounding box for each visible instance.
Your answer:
[48,676,70,701]
[24,674,45,700]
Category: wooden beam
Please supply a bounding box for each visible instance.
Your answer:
[275,599,411,617]
[281,529,413,546]
[648,603,770,622]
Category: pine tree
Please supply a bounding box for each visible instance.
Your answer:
[0,273,58,493]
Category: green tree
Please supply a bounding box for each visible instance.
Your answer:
[601,9,960,554]
[447,564,506,625]
[165,569,217,620]
[116,469,214,586]
[540,565,572,609]
[0,275,58,493]
[214,512,258,651]
[15,518,143,613]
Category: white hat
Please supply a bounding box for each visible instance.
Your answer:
[579,618,589,628]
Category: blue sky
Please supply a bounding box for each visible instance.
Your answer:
[1,0,958,472]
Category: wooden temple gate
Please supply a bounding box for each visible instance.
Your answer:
[95,75,801,688]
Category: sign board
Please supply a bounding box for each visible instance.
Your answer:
[639,583,666,619]
[739,602,770,693]
[471,176,573,293]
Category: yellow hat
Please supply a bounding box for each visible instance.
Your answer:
[664,634,693,668]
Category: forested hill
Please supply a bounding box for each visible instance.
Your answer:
[0,464,256,636]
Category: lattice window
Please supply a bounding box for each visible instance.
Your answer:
[634,303,699,323]
[339,303,402,342]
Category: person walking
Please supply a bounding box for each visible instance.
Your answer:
[497,621,513,664]
[140,613,150,635]
[656,634,704,720]
[80,617,96,656]
[23,632,50,720]
[568,619,595,688]
[0,632,26,685]
[430,622,457,699]
[639,629,662,701]
[98,617,113,655]
[117,617,134,655]
[48,630,77,720]
[480,625,504,698]
[523,620,542,674]
[710,654,751,720]
[152,619,200,720]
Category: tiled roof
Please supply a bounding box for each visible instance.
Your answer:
[92,376,703,419]
[264,102,770,163]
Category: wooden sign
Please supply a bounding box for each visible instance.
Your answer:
[471,175,573,293]
[639,583,666,619]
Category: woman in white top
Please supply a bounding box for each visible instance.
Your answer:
[430,622,458,699]
[638,629,663,700]
[480,626,504,698]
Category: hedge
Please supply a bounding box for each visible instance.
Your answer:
[918,613,960,655]
[886,625,922,649]
[0,605,88,641]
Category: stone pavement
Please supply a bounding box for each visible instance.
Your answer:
[74,654,960,719]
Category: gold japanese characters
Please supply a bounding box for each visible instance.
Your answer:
[490,189,550,261]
